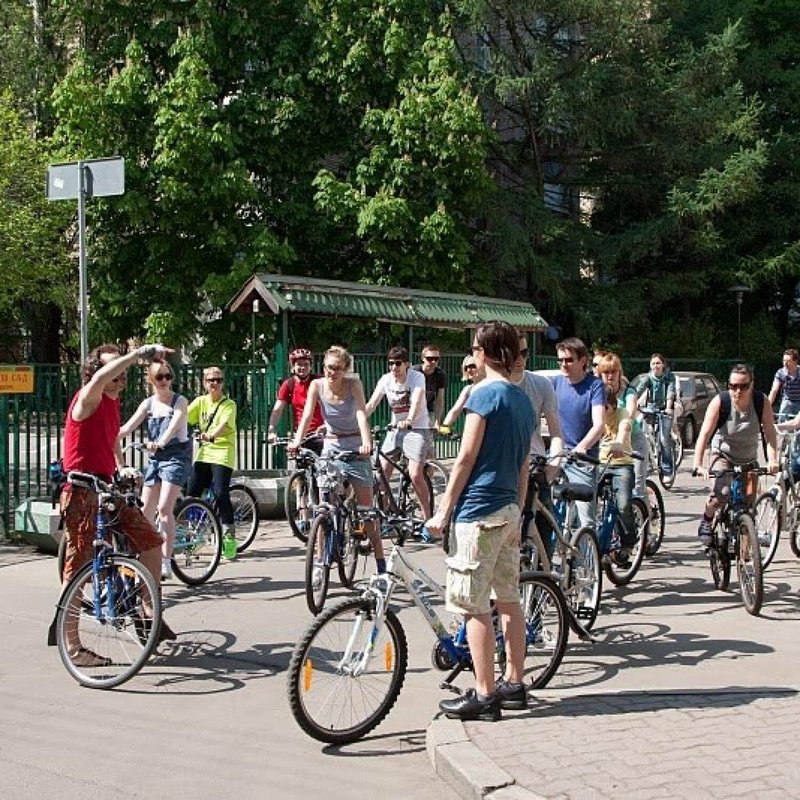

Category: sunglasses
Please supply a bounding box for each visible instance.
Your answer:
[424,356,440,362]
[592,361,601,368]
[206,377,223,384]
[471,345,483,353]
[465,364,477,370]
[557,356,575,364]
[728,381,751,391]
[388,360,404,367]
[155,373,173,382]
[324,364,344,372]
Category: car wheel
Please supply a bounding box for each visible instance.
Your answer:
[682,415,696,448]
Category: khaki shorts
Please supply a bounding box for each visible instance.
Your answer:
[445,504,521,616]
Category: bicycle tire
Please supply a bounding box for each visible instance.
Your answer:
[672,431,684,468]
[337,506,359,588]
[172,498,222,585]
[426,460,449,513]
[397,472,433,529]
[658,451,676,491]
[287,596,408,744]
[285,470,313,544]
[753,491,780,571]
[305,516,332,614]
[517,573,569,690]
[604,497,649,587]
[230,484,259,552]
[644,479,665,556]
[736,514,763,616]
[56,555,161,689]
[565,526,602,630]
[709,518,731,590]
[791,526,800,558]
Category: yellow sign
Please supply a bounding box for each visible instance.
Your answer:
[0,365,35,394]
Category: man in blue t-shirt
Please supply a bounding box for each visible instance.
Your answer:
[550,337,605,527]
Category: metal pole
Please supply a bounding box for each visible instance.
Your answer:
[77,161,89,366]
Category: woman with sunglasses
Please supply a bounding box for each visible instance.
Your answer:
[186,367,237,544]
[118,359,191,579]
[692,363,778,544]
[440,355,486,432]
[290,347,385,574]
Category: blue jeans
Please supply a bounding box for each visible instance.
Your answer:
[778,399,800,422]
[607,464,636,547]
[631,428,648,498]
[657,412,674,476]
[563,461,597,531]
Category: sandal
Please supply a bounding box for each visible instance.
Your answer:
[69,647,112,668]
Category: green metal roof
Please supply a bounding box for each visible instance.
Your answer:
[228,273,547,331]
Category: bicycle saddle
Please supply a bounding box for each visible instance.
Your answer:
[553,483,595,503]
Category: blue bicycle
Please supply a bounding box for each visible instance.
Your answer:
[54,472,162,689]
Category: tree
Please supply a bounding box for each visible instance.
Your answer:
[0,94,74,360]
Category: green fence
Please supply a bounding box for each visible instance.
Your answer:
[1,356,467,533]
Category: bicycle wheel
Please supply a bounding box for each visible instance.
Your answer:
[230,484,258,552]
[172,498,222,585]
[517,573,569,690]
[672,431,684,468]
[305,516,332,614]
[605,498,648,587]
[285,470,313,544]
[287,596,408,744]
[397,473,433,528]
[792,526,800,558]
[563,526,602,630]
[753,491,780,571]
[56,555,161,689]
[337,509,359,588]
[426,460,449,513]
[736,514,763,615]
[709,519,731,590]
[644,479,665,556]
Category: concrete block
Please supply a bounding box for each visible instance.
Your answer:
[232,469,290,519]
[434,740,514,800]
[14,498,61,553]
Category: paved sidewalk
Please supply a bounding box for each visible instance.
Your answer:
[426,472,800,798]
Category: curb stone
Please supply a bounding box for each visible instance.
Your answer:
[427,717,545,800]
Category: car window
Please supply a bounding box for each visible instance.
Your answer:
[677,377,692,398]
[702,377,719,395]
[694,378,707,399]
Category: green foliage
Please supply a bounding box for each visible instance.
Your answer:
[0,93,73,355]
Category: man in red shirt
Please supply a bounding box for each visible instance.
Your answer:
[57,343,176,661]
[268,348,324,453]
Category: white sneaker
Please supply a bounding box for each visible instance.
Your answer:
[161,558,173,581]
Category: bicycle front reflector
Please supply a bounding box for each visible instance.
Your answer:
[384,642,394,671]
[303,658,313,692]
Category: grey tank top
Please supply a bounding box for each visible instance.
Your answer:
[711,398,759,464]
[315,379,362,449]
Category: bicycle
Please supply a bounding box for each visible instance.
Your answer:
[753,429,800,568]
[693,463,766,616]
[304,450,369,614]
[594,453,650,587]
[286,519,572,744]
[371,426,434,530]
[184,430,259,553]
[643,478,666,556]
[280,434,323,544]
[54,471,162,689]
[520,452,603,630]
[641,407,680,490]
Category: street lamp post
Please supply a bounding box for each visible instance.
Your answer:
[251,298,260,365]
[727,285,752,359]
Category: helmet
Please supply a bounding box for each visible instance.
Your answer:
[289,348,313,363]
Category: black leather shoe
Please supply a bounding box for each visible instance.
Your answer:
[158,619,177,643]
[439,689,501,721]
[496,679,528,710]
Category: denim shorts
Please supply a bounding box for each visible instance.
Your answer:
[445,504,521,616]
[144,453,191,488]
[322,444,373,488]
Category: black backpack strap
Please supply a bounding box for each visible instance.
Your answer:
[715,391,732,434]
[716,389,767,458]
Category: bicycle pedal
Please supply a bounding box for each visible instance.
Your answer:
[439,681,461,694]
[575,607,593,620]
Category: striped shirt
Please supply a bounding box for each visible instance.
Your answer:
[774,367,800,404]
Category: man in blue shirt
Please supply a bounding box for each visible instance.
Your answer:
[550,337,605,527]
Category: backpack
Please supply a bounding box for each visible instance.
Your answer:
[715,389,767,457]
